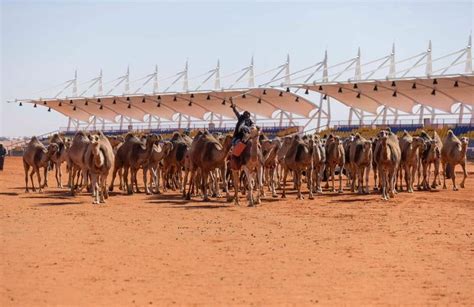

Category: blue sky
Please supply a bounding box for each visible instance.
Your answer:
[1,0,472,137]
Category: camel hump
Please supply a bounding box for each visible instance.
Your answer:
[29,136,40,144]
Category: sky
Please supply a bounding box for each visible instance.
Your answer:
[1,0,473,137]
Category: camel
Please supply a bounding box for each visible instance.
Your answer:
[282,134,314,200]
[107,135,125,154]
[276,136,293,188]
[108,133,138,192]
[311,134,326,194]
[420,131,442,190]
[325,135,345,193]
[49,134,70,188]
[343,135,355,188]
[145,141,173,194]
[441,130,469,191]
[349,134,372,194]
[398,131,424,192]
[261,137,281,198]
[162,132,190,192]
[229,127,263,207]
[67,131,91,195]
[84,132,114,204]
[374,130,401,200]
[114,133,159,194]
[23,137,58,192]
[186,131,233,201]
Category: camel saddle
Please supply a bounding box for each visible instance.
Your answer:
[232,141,247,157]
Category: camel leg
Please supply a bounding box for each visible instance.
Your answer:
[55,163,60,188]
[357,167,363,194]
[123,166,132,194]
[379,167,386,200]
[295,170,303,200]
[389,168,396,198]
[222,166,230,200]
[202,170,211,202]
[42,166,48,189]
[407,165,414,193]
[156,167,162,194]
[243,167,254,207]
[373,164,378,191]
[281,167,288,199]
[307,167,313,200]
[182,166,190,198]
[431,160,439,189]
[451,164,458,191]
[421,163,428,190]
[23,161,30,192]
[35,167,43,193]
[91,173,99,204]
[256,166,263,204]
[232,170,240,206]
[103,174,109,200]
[364,165,370,194]
[30,169,36,192]
[338,165,343,193]
[271,167,278,198]
[460,162,467,188]
[108,164,118,192]
[330,166,335,192]
[143,166,151,195]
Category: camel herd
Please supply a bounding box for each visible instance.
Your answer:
[22,127,469,205]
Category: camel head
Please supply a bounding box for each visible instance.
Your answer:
[47,143,59,157]
[146,134,160,147]
[460,137,469,151]
[162,141,174,156]
[248,126,260,139]
[363,140,372,152]
[412,137,425,149]
[90,135,100,154]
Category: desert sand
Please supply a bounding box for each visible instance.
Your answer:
[1,156,473,306]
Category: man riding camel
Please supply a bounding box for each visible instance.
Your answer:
[230,102,255,156]
[231,102,254,145]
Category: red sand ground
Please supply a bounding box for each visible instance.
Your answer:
[1,156,473,306]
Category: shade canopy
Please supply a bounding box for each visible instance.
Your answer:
[303,75,474,114]
[35,88,316,123]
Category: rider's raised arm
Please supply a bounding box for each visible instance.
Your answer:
[231,104,240,119]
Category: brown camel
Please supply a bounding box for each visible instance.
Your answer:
[23,137,58,192]
[282,134,314,200]
[343,135,355,188]
[420,131,442,190]
[108,133,137,192]
[144,141,173,194]
[374,130,401,200]
[67,131,91,195]
[49,134,70,188]
[116,134,159,194]
[398,131,424,193]
[276,136,293,189]
[162,132,190,192]
[261,137,281,198]
[325,135,345,193]
[84,132,115,204]
[229,127,263,207]
[311,134,326,194]
[349,134,372,194]
[441,130,469,190]
[186,131,233,201]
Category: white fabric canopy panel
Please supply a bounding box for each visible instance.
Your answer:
[307,75,474,114]
[30,88,317,123]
